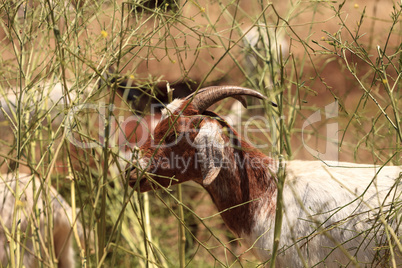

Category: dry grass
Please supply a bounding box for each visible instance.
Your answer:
[0,0,400,267]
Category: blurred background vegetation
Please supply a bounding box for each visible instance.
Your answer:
[0,0,400,267]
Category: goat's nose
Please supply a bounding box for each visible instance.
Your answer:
[125,162,137,177]
[126,163,137,174]
[129,165,135,172]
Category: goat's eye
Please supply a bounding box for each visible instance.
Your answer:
[165,132,177,143]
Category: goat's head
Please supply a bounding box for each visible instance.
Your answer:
[127,86,269,192]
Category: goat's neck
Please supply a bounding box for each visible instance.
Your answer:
[205,141,277,236]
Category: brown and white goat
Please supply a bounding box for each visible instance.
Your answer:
[127,86,401,266]
[0,173,83,268]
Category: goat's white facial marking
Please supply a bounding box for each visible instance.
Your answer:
[160,99,185,121]
[194,120,225,186]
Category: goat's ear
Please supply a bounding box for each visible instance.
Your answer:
[194,120,225,187]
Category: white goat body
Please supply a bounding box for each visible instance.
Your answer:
[0,173,81,268]
[247,160,401,266]
[0,82,74,123]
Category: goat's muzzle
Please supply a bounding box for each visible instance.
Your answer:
[126,164,138,187]
[126,158,153,192]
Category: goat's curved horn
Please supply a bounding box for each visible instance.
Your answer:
[186,86,275,113]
